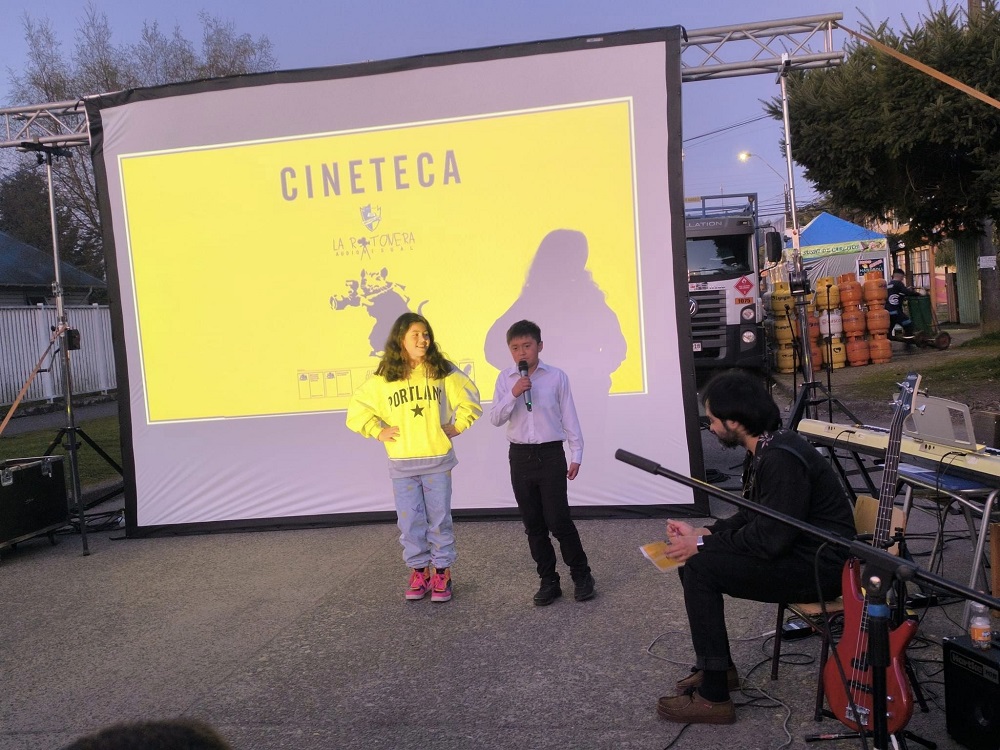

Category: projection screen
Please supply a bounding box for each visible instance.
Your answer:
[86,27,706,535]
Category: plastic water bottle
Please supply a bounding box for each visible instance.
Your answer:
[969,602,992,650]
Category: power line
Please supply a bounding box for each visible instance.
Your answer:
[683,114,771,145]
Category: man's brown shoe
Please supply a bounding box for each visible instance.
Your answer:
[675,666,740,693]
[657,692,735,725]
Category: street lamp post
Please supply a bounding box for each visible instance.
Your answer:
[738,150,790,224]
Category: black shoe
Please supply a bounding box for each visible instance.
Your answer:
[533,578,562,606]
[573,573,596,602]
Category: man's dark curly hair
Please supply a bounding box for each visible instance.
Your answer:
[700,369,781,436]
[375,312,453,382]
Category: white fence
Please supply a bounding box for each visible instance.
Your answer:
[0,305,116,406]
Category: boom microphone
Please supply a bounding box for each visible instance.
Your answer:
[517,360,532,412]
[614,449,661,475]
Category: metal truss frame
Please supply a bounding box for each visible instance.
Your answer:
[0,13,844,151]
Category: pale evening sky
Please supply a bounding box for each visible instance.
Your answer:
[1,1,963,218]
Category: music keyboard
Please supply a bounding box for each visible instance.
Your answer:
[798,419,1000,484]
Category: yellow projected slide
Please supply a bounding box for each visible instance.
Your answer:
[120,100,643,422]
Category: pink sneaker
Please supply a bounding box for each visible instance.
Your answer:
[405,567,431,600]
[430,568,452,602]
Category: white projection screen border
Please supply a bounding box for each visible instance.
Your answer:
[86,27,707,535]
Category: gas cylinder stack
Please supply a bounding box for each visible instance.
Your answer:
[863,270,892,363]
[770,281,822,374]
[768,270,893,372]
[770,282,797,373]
[814,276,846,369]
[838,273,870,367]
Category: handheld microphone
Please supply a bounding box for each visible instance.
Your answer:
[517,360,532,412]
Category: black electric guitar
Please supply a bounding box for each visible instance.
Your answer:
[823,373,921,734]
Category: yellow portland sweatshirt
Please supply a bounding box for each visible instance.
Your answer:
[346,362,482,478]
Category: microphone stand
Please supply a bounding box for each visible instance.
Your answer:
[786,256,860,430]
[615,448,1000,750]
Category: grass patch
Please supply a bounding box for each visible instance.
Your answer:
[0,415,122,488]
[959,330,1000,348]
[841,350,1000,403]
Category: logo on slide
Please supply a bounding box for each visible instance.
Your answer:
[360,204,382,232]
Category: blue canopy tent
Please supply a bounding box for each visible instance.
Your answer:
[789,212,890,285]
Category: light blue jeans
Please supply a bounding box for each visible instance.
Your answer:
[391,471,456,570]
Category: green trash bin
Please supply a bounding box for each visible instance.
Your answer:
[906,294,934,336]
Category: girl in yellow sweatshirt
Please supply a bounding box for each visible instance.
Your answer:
[347,312,481,602]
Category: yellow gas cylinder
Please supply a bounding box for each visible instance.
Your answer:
[814,277,840,310]
[771,282,793,315]
[775,343,797,373]
[773,316,798,343]
[821,336,847,369]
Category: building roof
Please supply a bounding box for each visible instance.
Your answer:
[0,229,105,288]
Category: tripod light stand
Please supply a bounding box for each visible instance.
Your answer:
[18,141,89,554]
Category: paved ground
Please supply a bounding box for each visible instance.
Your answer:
[1,324,995,748]
[0,422,990,750]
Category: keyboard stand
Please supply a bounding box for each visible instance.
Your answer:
[897,463,999,627]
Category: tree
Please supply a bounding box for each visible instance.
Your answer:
[0,165,79,259]
[1,3,277,279]
[769,3,1000,330]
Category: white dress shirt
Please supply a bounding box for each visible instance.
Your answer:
[489,359,584,465]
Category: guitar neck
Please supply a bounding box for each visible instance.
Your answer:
[873,374,919,548]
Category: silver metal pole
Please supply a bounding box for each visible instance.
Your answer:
[41,148,89,555]
[778,54,816,401]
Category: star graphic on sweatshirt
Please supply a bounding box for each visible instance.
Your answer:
[411,404,424,417]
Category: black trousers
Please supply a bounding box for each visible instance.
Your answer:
[509,441,590,582]
[680,546,843,672]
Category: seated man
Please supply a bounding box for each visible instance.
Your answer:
[658,369,856,725]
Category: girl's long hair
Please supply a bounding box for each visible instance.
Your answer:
[375,312,453,382]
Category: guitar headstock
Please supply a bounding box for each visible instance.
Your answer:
[894,373,922,417]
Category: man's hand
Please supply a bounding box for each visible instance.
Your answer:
[567,462,580,480]
[663,534,700,562]
[442,423,459,438]
[378,426,399,443]
[665,519,710,562]
[667,519,695,540]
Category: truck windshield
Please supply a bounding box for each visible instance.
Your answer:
[686,235,753,280]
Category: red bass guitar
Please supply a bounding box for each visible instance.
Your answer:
[823,373,921,734]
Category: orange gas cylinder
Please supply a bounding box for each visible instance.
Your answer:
[866,306,890,336]
[838,273,863,307]
[806,310,821,341]
[863,271,887,306]
[869,334,892,363]
[775,343,797,373]
[841,305,866,337]
[845,336,870,367]
[809,341,822,367]
[814,277,840,309]
[821,336,847,369]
